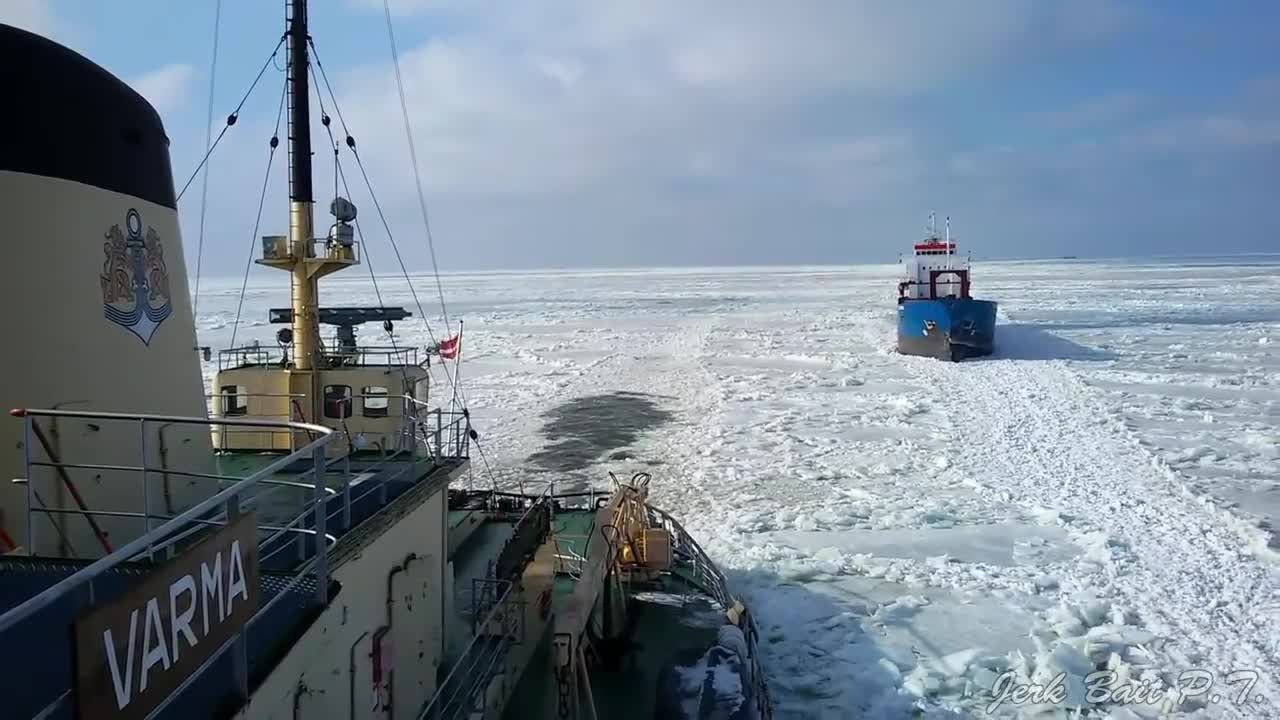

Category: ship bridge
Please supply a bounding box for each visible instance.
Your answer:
[899,215,972,301]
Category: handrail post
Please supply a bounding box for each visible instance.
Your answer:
[140,418,152,562]
[399,396,410,453]
[313,442,328,606]
[225,488,240,519]
[434,408,443,457]
[24,414,34,555]
[228,477,247,709]
[342,453,352,530]
[0,409,337,640]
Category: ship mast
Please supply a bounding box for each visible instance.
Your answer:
[255,0,358,422]
[286,0,318,371]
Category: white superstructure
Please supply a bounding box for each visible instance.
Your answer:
[899,212,970,300]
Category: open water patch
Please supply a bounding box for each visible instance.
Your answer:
[527,391,675,472]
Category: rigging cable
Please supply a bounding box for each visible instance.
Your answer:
[228,77,289,352]
[310,38,502,489]
[310,62,463,459]
[319,86,498,488]
[336,155,461,452]
[176,36,286,203]
[379,0,469,413]
[310,62,436,396]
[312,36,478,418]
[192,0,222,322]
[380,0,451,334]
[308,39,455,386]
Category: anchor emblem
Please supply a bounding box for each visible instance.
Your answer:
[99,208,173,345]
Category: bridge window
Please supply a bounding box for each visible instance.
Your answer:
[362,386,389,417]
[220,385,248,416]
[324,385,353,419]
[220,381,247,415]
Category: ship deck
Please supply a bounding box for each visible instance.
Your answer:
[443,506,742,720]
[0,450,467,720]
[0,556,326,720]
[212,451,465,571]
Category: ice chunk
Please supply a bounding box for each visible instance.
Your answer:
[1033,575,1060,591]
[1084,624,1156,652]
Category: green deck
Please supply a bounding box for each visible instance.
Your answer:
[448,509,472,530]
[548,511,596,609]
[591,582,726,719]
[482,508,732,720]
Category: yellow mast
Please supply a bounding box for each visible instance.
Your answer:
[289,203,318,370]
[255,0,356,421]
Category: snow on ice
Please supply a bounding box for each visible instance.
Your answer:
[196,258,1280,718]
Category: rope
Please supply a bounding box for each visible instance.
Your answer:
[471,432,507,494]
[308,60,445,399]
[308,64,462,457]
[311,35,479,416]
[228,77,288,352]
[308,39,456,382]
[309,36,501,488]
[192,0,222,321]
[380,0,452,333]
[176,36,285,203]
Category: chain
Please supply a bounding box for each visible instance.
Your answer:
[555,664,572,719]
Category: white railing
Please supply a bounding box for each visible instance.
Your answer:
[1,407,342,719]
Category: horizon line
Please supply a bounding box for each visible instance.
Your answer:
[188,250,1280,281]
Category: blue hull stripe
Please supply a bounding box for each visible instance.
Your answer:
[896,298,997,360]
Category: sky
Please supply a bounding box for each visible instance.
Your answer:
[4,1,1279,276]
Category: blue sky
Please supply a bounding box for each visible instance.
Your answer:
[5,1,1279,274]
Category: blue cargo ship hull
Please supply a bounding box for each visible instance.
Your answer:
[897,297,998,361]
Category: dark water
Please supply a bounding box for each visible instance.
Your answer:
[527,391,675,477]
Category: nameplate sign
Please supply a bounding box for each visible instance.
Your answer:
[73,512,260,720]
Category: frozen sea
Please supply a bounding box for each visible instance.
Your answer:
[196,257,1280,719]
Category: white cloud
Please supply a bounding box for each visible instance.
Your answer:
[0,0,56,35]
[183,0,1278,270]
[1132,114,1280,151]
[129,63,196,118]
[1035,93,1146,130]
[334,0,1139,203]
[0,0,82,50]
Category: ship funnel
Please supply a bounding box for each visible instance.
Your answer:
[0,24,213,556]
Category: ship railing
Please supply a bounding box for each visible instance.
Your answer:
[323,344,420,366]
[1,408,343,719]
[301,236,362,263]
[201,391,470,460]
[642,504,730,610]
[404,397,472,461]
[420,578,524,720]
[283,402,468,546]
[216,343,278,371]
[215,341,419,371]
[643,502,775,718]
[206,390,306,450]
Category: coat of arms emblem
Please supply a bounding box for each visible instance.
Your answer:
[100,208,173,345]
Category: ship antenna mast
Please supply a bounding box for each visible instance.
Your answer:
[286,0,318,371]
[257,0,359,422]
[946,215,952,270]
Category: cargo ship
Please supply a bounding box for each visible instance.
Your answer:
[896,214,998,361]
[0,5,772,719]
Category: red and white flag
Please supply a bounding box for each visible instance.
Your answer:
[437,333,460,359]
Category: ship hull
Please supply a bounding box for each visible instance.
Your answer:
[897,297,997,361]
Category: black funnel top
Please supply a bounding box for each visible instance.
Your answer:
[0,24,177,209]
